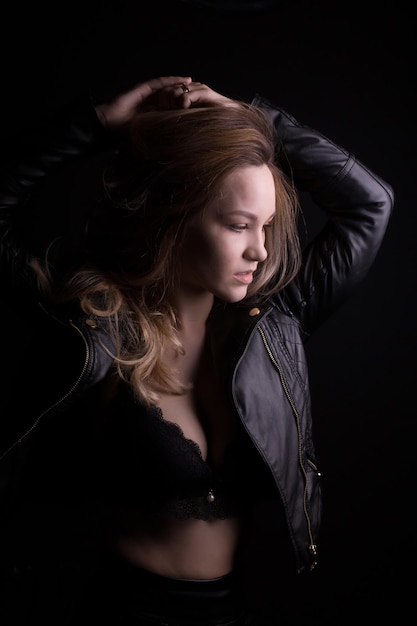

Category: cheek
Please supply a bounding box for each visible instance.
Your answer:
[180,227,221,266]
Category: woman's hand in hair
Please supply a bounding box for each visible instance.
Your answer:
[95,76,236,131]
[95,75,193,130]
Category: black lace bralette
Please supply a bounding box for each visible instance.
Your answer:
[100,385,274,521]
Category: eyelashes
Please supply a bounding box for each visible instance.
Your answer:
[230,224,248,232]
[229,222,273,233]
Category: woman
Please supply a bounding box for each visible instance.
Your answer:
[0,76,393,625]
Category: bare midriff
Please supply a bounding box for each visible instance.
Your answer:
[111,324,242,580]
[111,385,242,580]
[114,514,240,579]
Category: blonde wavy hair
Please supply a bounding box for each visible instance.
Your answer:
[35,102,301,405]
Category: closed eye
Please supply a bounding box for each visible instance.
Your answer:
[229,221,273,233]
[230,224,248,232]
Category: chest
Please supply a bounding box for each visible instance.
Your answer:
[157,341,237,467]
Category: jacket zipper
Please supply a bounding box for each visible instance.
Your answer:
[0,319,90,462]
[257,325,318,570]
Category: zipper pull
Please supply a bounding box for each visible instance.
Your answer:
[309,543,318,570]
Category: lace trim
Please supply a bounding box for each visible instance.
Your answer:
[149,404,205,461]
[165,496,237,521]
[144,406,240,520]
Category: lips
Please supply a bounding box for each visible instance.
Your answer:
[234,271,254,285]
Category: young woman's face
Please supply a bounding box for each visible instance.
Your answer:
[177,164,276,303]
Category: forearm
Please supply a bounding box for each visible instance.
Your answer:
[0,96,106,210]
[253,95,393,213]
[0,95,108,290]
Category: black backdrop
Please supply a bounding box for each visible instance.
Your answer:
[1,0,415,622]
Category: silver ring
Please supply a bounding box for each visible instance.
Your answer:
[181,83,190,93]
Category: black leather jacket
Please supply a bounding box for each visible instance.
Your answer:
[0,95,393,575]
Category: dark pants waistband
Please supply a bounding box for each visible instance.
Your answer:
[77,554,248,626]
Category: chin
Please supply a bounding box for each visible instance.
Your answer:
[221,290,248,304]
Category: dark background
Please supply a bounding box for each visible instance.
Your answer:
[1,0,415,623]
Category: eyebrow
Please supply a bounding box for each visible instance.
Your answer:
[226,210,275,221]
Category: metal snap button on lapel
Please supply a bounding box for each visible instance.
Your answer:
[248,307,261,317]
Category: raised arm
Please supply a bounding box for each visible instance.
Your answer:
[253,96,394,334]
[0,75,193,291]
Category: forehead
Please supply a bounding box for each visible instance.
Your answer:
[214,164,276,217]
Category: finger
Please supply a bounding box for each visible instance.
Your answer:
[177,83,234,109]
[147,75,192,91]
[155,82,207,110]
[123,76,192,106]
[149,82,197,110]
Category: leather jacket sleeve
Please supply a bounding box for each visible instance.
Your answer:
[0,96,108,294]
[253,95,394,335]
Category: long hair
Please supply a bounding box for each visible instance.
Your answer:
[35,102,301,405]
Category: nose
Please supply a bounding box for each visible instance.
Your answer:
[244,232,268,263]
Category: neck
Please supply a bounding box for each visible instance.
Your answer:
[162,287,214,385]
[171,287,214,334]
[166,284,214,326]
